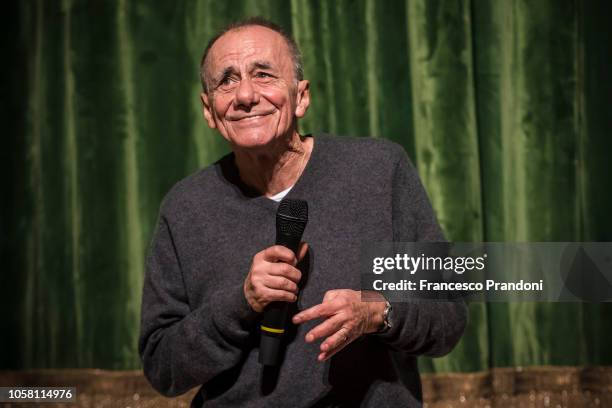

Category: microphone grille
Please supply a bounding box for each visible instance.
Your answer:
[276,199,308,237]
[278,198,308,221]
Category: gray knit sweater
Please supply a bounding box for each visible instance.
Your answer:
[139,134,467,407]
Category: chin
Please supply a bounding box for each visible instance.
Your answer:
[229,130,282,150]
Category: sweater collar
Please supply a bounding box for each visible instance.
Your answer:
[215,134,324,209]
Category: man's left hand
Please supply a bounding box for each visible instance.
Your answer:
[292,290,386,362]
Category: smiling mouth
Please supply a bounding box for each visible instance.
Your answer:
[231,112,273,121]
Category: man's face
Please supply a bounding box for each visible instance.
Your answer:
[201,26,310,150]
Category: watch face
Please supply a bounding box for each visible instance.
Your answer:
[383,301,392,330]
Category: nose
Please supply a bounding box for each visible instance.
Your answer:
[233,78,259,110]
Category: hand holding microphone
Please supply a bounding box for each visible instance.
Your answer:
[242,199,309,366]
[244,243,308,313]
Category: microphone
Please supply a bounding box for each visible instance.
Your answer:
[259,198,308,366]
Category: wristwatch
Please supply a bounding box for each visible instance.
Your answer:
[379,300,393,332]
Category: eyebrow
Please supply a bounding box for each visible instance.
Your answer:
[252,61,273,71]
[214,67,236,85]
[213,60,276,86]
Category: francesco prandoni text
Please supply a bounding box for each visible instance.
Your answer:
[371,254,544,292]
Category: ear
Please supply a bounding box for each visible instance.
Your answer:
[200,92,217,129]
[294,80,310,118]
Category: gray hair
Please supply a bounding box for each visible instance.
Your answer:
[199,17,304,94]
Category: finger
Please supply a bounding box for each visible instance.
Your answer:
[318,327,352,361]
[293,302,336,324]
[266,262,302,283]
[304,314,344,343]
[262,288,298,304]
[297,242,309,262]
[261,245,298,265]
[264,275,298,294]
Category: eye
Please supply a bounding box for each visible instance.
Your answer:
[255,72,273,79]
[219,76,234,85]
[216,75,238,90]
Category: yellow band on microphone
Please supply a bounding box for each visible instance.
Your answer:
[261,325,285,334]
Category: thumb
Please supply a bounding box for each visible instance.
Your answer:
[297,242,309,262]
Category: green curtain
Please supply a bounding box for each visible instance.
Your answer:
[2,0,611,372]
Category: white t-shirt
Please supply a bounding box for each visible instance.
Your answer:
[268,185,293,202]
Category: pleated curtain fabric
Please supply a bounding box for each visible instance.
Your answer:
[2,0,611,373]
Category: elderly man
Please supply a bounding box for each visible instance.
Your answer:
[139,17,467,407]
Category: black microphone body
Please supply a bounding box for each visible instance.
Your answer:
[259,199,308,366]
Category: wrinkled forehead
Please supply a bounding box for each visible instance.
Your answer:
[206,26,293,75]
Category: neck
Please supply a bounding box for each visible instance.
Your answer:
[233,131,312,197]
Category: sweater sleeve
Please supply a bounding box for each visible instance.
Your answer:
[373,146,468,357]
[138,212,259,397]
